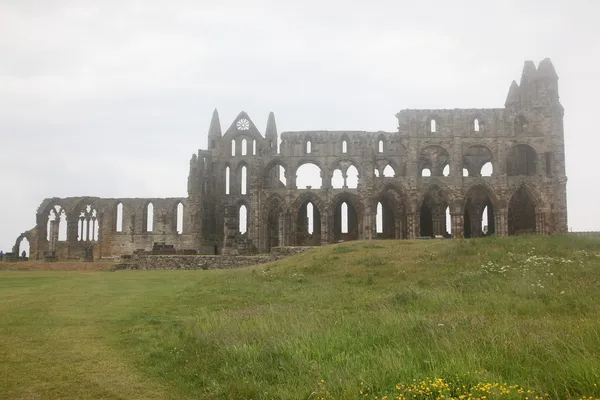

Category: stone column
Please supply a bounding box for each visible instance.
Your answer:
[278,212,286,247]
[450,212,464,238]
[406,213,417,239]
[495,209,508,236]
[320,211,330,246]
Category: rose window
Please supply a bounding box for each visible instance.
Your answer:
[236,118,250,131]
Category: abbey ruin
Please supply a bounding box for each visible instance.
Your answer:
[12,59,567,260]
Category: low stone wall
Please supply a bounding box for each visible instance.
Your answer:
[271,246,316,256]
[116,246,315,271]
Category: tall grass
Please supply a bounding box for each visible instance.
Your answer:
[1,235,600,399]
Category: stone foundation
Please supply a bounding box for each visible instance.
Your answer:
[117,246,313,270]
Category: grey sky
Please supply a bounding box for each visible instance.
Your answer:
[1,0,598,251]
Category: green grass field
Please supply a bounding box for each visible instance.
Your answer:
[1,235,600,399]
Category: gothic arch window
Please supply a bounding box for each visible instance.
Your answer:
[78,205,99,242]
[46,205,67,242]
[430,119,437,133]
[236,118,250,131]
[225,166,231,195]
[176,202,184,234]
[231,139,236,156]
[342,140,347,154]
[241,165,247,195]
[115,202,123,232]
[474,118,481,132]
[145,203,154,232]
[241,138,247,156]
[239,204,248,234]
[306,140,312,154]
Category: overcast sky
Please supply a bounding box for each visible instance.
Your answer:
[1,0,598,252]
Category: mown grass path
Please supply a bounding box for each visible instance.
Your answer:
[1,236,600,399]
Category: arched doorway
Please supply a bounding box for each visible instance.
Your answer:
[508,186,537,235]
[265,196,285,250]
[419,186,450,237]
[375,186,405,239]
[332,193,362,242]
[463,185,497,238]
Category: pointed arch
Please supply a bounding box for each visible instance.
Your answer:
[175,201,184,234]
[507,144,538,176]
[115,202,124,232]
[508,184,538,235]
[463,184,499,238]
[144,202,154,233]
[418,183,453,237]
[330,191,364,242]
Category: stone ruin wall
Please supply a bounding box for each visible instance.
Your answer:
[12,59,568,260]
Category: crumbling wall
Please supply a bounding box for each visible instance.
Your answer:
[17,59,567,260]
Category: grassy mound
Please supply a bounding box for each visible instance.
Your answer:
[1,235,600,399]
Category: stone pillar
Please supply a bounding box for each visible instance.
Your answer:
[495,209,508,236]
[289,167,297,189]
[320,211,330,246]
[406,213,417,239]
[49,220,58,251]
[221,204,239,255]
[536,211,548,234]
[450,212,464,238]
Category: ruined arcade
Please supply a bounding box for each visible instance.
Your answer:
[13,59,568,260]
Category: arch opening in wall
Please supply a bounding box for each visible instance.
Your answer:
[333,193,362,242]
[375,187,403,239]
[46,205,67,243]
[463,169,469,177]
[225,166,231,194]
[241,138,247,156]
[383,164,395,177]
[115,202,124,232]
[176,202,184,234]
[507,144,537,176]
[296,199,321,246]
[241,165,247,195]
[266,197,284,250]
[378,140,384,153]
[78,205,99,242]
[342,140,347,154]
[419,145,450,177]
[253,140,256,155]
[238,205,248,234]
[463,185,496,238]
[430,119,437,133]
[442,164,450,177]
[331,169,344,189]
[16,236,30,259]
[296,163,322,189]
[264,162,287,189]
[508,186,536,235]
[481,162,493,177]
[463,145,493,177]
[145,203,154,233]
[231,139,236,156]
[346,165,359,189]
[474,118,480,132]
[306,140,312,154]
[445,206,452,237]
[376,202,383,234]
[419,186,449,238]
[421,168,431,177]
[374,169,380,177]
